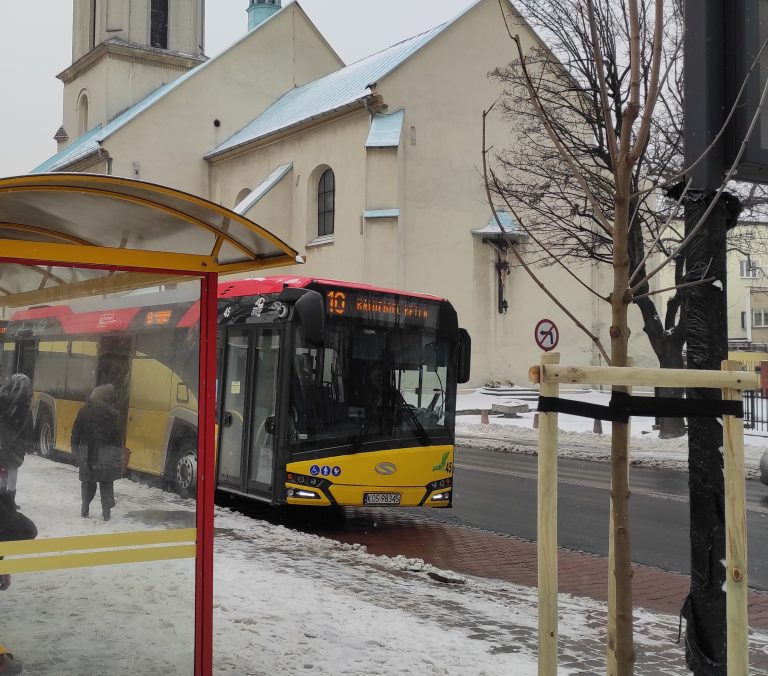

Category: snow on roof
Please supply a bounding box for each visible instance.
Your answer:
[472,211,528,239]
[207,0,486,158]
[205,29,443,158]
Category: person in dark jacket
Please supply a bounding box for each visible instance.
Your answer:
[0,373,35,513]
[71,384,122,521]
[0,372,38,562]
[0,374,37,675]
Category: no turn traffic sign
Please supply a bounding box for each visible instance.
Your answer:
[535,319,559,351]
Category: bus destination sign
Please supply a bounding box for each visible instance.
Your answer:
[325,290,434,327]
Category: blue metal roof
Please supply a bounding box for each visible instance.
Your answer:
[207,22,455,157]
[364,209,400,218]
[234,162,293,215]
[366,109,405,148]
[472,211,528,238]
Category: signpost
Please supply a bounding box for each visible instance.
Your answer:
[535,319,559,351]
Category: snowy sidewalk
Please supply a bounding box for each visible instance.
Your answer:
[4,445,768,673]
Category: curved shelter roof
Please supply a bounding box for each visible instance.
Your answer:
[0,173,301,306]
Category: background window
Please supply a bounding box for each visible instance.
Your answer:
[752,309,768,328]
[317,168,335,237]
[740,259,758,278]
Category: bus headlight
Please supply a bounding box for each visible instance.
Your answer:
[293,489,321,500]
[430,491,451,501]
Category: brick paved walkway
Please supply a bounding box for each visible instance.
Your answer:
[319,509,768,672]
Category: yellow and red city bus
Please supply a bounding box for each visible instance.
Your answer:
[2,277,470,507]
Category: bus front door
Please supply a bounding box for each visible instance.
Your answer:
[217,327,280,500]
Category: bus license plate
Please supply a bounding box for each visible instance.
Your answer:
[363,493,401,506]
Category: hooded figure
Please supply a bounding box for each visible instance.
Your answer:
[71,384,123,520]
[0,374,34,514]
[0,374,34,474]
[0,374,37,645]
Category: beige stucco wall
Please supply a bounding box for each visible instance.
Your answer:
[61,59,109,140]
[62,55,196,138]
[212,110,372,279]
[726,252,768,342]
[94,4,343,197]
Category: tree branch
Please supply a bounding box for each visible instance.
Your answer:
[482,107,611,364]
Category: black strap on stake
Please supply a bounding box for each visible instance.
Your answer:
[537,390,743,423]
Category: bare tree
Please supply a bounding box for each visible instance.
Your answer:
[486,2,768,673]
[488,0,694,439]
[485,0,666,672]
[489,0,768,439]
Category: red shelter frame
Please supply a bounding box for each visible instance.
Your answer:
[0,174,302,675]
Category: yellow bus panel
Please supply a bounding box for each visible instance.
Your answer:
[54,399,84,454]
[125,408,169,475]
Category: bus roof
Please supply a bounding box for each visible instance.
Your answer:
[219,276,447,303]
[7,276,450,332]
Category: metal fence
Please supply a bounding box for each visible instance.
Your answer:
[743,389,768,432]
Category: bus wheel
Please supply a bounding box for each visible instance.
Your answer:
[36,411,55,458]
[173,439,197,499]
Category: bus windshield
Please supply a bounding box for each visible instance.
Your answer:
[289,321,455,454]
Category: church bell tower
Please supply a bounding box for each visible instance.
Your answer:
[55,0,206,149]
[247,0,282,31]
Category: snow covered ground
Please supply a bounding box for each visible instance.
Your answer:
[456,387,768,476]
[2,388,767,674]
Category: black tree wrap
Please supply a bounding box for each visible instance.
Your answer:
[536,392,742,422]
[681,188,740,675]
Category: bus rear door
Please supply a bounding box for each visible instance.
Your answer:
[217,326,280,501]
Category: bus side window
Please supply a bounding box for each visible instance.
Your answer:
[1,342,16,387]
[35,341,68,397]
[66,340,98,401]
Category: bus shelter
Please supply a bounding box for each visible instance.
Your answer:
[0,173,300,675]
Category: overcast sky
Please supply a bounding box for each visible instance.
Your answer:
[0,0,476,178]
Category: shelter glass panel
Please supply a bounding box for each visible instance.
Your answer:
[0,270,201,675]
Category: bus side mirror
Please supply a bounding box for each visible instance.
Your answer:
[278,288,325,347]
[457,329,471,384]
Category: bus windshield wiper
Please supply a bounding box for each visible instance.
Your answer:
[348,421,370,453]
[393,389,431,446]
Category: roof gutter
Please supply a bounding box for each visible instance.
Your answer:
[51,145,112,174]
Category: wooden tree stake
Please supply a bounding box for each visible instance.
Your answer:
[536,352,560,676]
[722,359,749,675]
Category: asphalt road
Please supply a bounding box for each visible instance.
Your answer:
[424,446,768,590]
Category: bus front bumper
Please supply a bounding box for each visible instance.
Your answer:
[285,481,451,508]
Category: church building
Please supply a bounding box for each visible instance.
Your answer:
[34,0,659,385]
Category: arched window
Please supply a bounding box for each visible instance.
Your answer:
[77,92,89,136]
[151,0,169,49]
[317,168,335,237]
